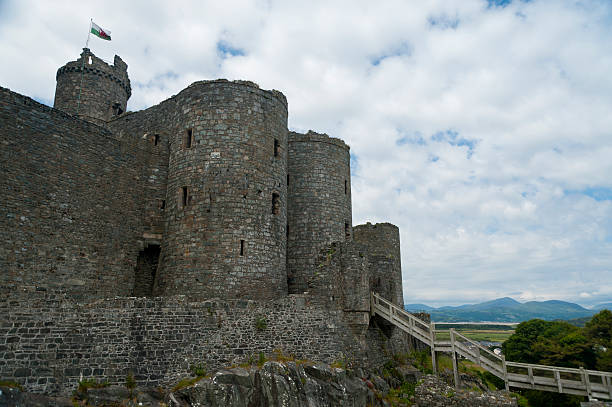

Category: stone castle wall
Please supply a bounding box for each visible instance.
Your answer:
[354,222,404,307]
[0,50,412,398]
[121,80,289,300]
[54,48,131,124]
[0,87,154,301]
[287,131,352,294]
[0,293,362,396]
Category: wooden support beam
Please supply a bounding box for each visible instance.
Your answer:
[450,328,460,389]
[554,370,562,393]
[581,367,592,399]
[430,322,437,374]
[501,355,509,391]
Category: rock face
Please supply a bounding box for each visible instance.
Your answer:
[1,363,521,407]
[172,362,377,407]
[414,375,517,407]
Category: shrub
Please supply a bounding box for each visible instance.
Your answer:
[125,371,136,391]
[255,316,267,331]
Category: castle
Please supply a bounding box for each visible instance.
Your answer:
[0,49,408,395]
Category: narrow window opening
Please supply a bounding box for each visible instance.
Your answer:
[286,224,289,239]
[181,187,189,208]
[154,134,160,146]
[345,222,350,240]
[240,240,245,256]
[133,244,160,297]
[184,129,193,149]
[88,56,92,65]
[112,102,123,116]
[274,139,280,157]
[272,193,280,215]
[159,199,166,210]
[287,174,290,186]
[344,180,348,194]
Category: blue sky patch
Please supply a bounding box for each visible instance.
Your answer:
[350,152,360,176]
[565,187,612,201]
[396,131,426,146]
[428,14,459,30]
[487,0,513,8]
[431,129,478,157]
[370,41,411,66]
[216,41,246,58]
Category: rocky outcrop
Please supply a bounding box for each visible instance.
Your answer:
[171,361,379,407]
[414,375,517,407]
[1,362,521,407]
[0,385,72,407]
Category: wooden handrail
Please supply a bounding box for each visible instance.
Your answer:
[370,291,612,400]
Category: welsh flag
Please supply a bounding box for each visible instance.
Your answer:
[91,21,111,41]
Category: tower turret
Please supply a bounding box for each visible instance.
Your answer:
[154,80,289,300]
[54,48,131,124]
[287,131,352,294]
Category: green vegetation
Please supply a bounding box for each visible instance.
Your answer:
[172,376,204,392]
[502,310,612,406]
[125,372,136,391]
[76,379,109,393]
[258,351,267,367]
[434,329,513,343]
[190,363,206,377]
[0,380,23,391]
[255,316,267,331]
[385,380,416,406]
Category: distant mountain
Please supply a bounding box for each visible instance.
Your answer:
[592,302,612,311]
[405,297,597,323]
[404,303,435,311]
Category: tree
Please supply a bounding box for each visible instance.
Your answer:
[584,309,612,371]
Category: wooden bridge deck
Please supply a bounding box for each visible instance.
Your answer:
[371,292,612,401]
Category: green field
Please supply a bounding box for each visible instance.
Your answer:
[434,326,515,343]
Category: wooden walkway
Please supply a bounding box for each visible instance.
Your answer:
[371,292,612,400]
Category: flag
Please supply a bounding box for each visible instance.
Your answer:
[91,22,111,41]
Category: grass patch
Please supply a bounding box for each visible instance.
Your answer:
[385,380,416,406]
[190,364,206,377]
[172,376,204,392]
[76,379,109,393]
[255,316,267,331]
[0,380,23,391]
[434,330,513,343]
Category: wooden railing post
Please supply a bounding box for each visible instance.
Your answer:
[580,367,592,399]
[554,369,562,393]
[501,355,509,391]
[450,328,460,389]
[430,322,437,374]
[528,366,534,389]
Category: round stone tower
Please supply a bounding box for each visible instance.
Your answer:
[287,131,352,294]
[154,80,288,300]
[353,222,403,307]
[54,48,131,124]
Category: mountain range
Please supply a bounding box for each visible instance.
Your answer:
[404,297,609,323]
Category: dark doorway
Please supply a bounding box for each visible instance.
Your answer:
[133,244,160,297]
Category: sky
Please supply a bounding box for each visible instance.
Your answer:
[1,0,611,308]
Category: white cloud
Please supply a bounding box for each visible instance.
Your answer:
[1,0,611,307]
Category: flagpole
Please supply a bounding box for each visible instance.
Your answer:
[85,19,92,49]
[77,19,91,116]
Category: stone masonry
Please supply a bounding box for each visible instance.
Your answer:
[0,49,407,395]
